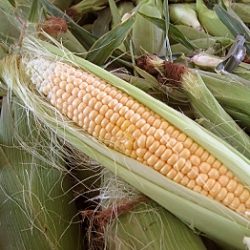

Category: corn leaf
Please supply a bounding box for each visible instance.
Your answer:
[0,97,82,250]
[139,12,196,50]
[86,15,135,65]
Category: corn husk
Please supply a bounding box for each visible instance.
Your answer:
[196,0,232,37]
[232,3,250,23]
[132,0,166,56]
[2,37,250,249]
[99,170,206,250]
[169,3,203,31]
[0,96,82,250]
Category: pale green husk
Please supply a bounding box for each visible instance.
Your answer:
[0,96,81,250]
[101,170,206,250]
[1,37,250,249]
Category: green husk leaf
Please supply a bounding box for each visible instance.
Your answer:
[86,15,135,65]
[0,97,82,250]
[174,24,208,40]
[109,0,120,26]
[232,3,250,23]
[101,171,206,250]
[2,38,250,249]
[138,13,196,50]
[214,5,250,54]
[182,71,250,158]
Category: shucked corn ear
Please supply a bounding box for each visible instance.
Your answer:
[3,38,250,248]
[24,56,250,217]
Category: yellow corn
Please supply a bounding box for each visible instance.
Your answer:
[26,58,250,217]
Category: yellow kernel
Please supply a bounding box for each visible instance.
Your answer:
[226,171,234,179]
[108,99,118,109]
[141,111,150,120]
[189,143,199,153]
[147,155,158,166]
[223,193,234,206]
[207,169,219,180]
[149,141,160,154]
[246,198,250,209]
[240,190,250,202]
[234,184,244,196]
[141,124,151,134]
[180,176,189,186]
[110,113,120,124]
[53,77,61,84]
[183,138,193,148]
[167,154,179,166]
[132,129,141,139]
[219,165,227,175]
[100,118,109,128]
[124,110,135,120]
[174,172,184,183]
[146,135,155,148]
[127,124,137,134]
[131,103,140,111]
[165,126,174,135]
[67,95,75,104]
[172,130,180,138]
[71,87,79,97]
[177,133,187,142]
[99,105,109,115]
[230,197,241,210]
[215,187,227,201]
[212,160,221,169]
[209,182,221,197]
[173,158,186,171]
[154,129,165,140]
[201,151,209,162]
[130,113,141,124]
[152,119,161,128]
[136,148,147,158]
[124,140,133,151]
[196,174,208,186]
[236,204,246,213]
[67,104,73,113]
[201,190,208,196]
[82,93,92,104]
[161,149,172,161]
[206,155,215,165]
[137,135,147,148]
[155,145,166,157]
[193,185,202,193]
[135,119,146,129]
[66,83,74,92]
[173,142,183,153]
[95,114,104,125]
[190,155,200,166]
[146,127,156,136]
[218,175,229,187]
[147,116,155,126]
[187,167,199,179]
[88,110,98,120]
[227,180,237,193]
[160,164,171,175]
[199,162,211,174]
[204,178,216,191]
[167,138,177,148]
[181,160,192,174]
[59,80,67,89]
[116,117,125,127]
[195,147,204,157]
[113,103,123,112]
[167,169,177,180]
[77,90,85,99]
[120,96,129,105]
[88,97,97,108]
[121,120,131,131]
[126,99,134,108]
[154,160,165,171]
[143,151,152,161]
[187,180,195,189]
[160,134,170,145]
[159,121,169,130]
[179,148,190,159]
[119,106,129,116]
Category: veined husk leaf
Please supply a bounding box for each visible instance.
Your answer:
[0,97,81,250]
[1,37,250,249]
[232,3,250,23]
[182,71,250,158]
[100,170,206,250]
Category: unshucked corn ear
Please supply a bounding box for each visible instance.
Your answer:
[99,170,206,250]
[2,38,250,249]
[169,3,203,31]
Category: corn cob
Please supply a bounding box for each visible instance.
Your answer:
[24,57,250,218]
